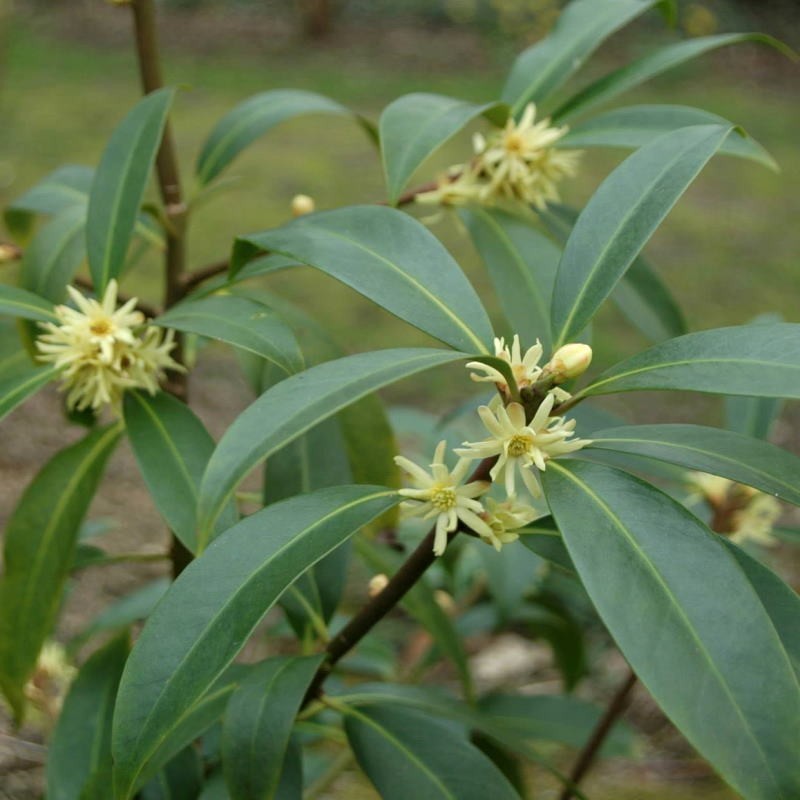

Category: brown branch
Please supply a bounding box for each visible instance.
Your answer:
[559,667,638,800]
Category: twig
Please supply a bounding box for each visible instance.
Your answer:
[559,667,638,800]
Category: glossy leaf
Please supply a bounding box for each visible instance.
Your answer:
[589,424,800,505]
[519,517,576,574]
[141,747,203,800]
[0,425,121,718]
[543,459,800,800]
[157,296,303,375]
[577,323,800,400]
[560,105,777,169]
[459,207,559,352]
[232,206,494,353]
[344,703,520,800]
[87,88,175,293]
[124,391,236,553]
[20,205,87,302]
[46,633,129,800]
[112,485,399,798]
[554,33,791,121]
[197,347,466,542]
[550,124,731,348]
[0,365,60,423]
[379,93,505,204]
[501,0,668,114]
[196,89,351,185]
[222,655,323,800]
[725,395,783,440]
[0,284,59,323]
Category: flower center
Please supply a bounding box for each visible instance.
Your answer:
[90,318,113,336]
[430,487,457,511]
[504,132,525,153]
[508,434,532,457]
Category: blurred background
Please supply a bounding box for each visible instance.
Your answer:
[0,1,798,798]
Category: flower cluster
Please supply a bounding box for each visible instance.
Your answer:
[394,336,591,555]
[36,280,181,412]
[687,472,782,546]
[417,103,581,211]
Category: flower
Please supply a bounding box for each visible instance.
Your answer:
[544,343,593,383]
[394,440,492,556]
[466,334,544,398]
[730,494,781,546]
[472,103,581,209]
[36,280,181,412]
[456,395,590,499]
[480,497,539,551]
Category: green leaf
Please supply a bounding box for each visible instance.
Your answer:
[519,517,576,574]
[343,703,520,800]
[721,540,800,680]
[479,693,634,756]
[0,424,121,718]
[0,284,59,323]
[157,296,303,375]
[588,424,800,505]
[4,165,92,240]
[111,485,399,799]
[87,88,175,293]
[540,203,686,344]
[197,347,466,544]
[141,747,203,800]
[459,207,559,352]
[543,459,800,800]
[577,323,800,400]
[124,391,237,553]
[46,633,129,800]
[501,0,669,114]
[379,93,506,205]
[554,33,792,121]
[560,105,777,169]
[232,206,494,353]
[550,124,731,348]
[725,395,783,440]
[196,89,352,185]
[19,205,87,302]
[222,655,323,800]
[0,365,60,422]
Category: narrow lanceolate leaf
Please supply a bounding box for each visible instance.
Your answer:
[124,391,236,553]
[0,365,59,423]
[554,33,792,121]
[344,704,520,800]
[576,323,800,400]
[379,93,506,205]
[232,206,494,353]
[222,655,323,800]
[543,460,800,800]
[87,88,175,293]
[459,207,559,352]
[112,486,399,799]
[196,89,354,185]
[560,105,777,169]
[20,205,87,302]
[0,425,121,718]
[725,394,783,440]
[4,165,92,240]
[157,296,303,375]
[550,124,731,348]
[197,347,466,543]
[588,424,800,506]
[721,540,800,680]
[0,284,59,323]
[501,0,669,114]
[46,634,129,800]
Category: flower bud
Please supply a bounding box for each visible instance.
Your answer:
[291,194,315,217]
[0,242,21,263]
[368,573,389,597]
[545,343,592,383]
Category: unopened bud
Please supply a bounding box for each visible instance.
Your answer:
[0,242,21,263]
[545,343,592,383]
[291,194,315,217]
[368,573,389,597]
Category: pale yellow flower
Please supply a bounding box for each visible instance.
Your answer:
[456,395,590,499]
[395,440,492,556]
[36,280,181,412]
[480,497,539,551]
[544,343,593,383]
[22,641,76,728]
[415,166,485,208]
[466,334,543,397]
[730,494,781,547]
